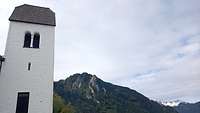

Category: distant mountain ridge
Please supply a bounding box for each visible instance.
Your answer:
[174,102,200,113]
[53,72,178,113]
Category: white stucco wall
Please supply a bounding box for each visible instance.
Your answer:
[0,21,55,113]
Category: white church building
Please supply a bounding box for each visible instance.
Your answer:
[0,4,56,113]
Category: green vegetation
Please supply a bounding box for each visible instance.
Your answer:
[53,93,75,113]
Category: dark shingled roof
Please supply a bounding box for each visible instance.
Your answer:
[9,4,56,26]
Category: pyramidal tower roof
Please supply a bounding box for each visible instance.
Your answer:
[9,4,56,26]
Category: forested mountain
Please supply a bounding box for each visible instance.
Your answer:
[53,72,178,113]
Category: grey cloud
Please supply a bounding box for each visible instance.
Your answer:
[0,0,200,103]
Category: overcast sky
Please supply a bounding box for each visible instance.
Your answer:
[0,0,200,103]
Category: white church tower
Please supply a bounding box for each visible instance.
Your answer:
[0,4,56,113]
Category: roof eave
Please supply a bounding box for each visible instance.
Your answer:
[9,19,56,26]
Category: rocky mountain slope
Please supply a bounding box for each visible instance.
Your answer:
[54,72,178,113]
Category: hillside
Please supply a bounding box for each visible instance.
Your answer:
[53,72,178,113]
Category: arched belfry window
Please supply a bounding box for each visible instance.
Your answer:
[23,31,31,48]
[33,33,40,48]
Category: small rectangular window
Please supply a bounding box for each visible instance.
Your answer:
[16,92,30,113]
[28,62,31,71]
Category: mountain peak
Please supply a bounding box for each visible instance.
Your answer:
[68,72,98,81]
[66,72,100,89]
[55,73,103,102]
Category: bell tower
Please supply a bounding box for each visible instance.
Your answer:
[0,4,56,113]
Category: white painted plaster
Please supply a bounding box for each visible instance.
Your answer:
[0,21,55,113]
